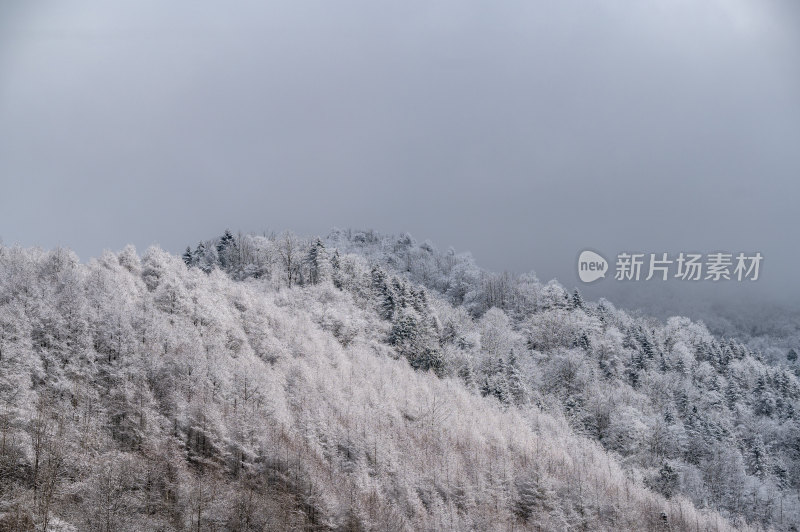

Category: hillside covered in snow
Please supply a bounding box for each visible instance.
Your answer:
[0,229,797,531]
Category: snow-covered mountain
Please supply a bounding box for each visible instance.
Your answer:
[0,229,796,530]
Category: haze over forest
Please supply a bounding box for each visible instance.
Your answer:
[1,0,799,310]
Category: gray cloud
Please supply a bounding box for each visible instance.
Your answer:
[1,0,798,309]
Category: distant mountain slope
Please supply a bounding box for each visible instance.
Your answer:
[0,234,782,530]
[182,229,799,529]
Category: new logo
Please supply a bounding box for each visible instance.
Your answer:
[578,250,608,283]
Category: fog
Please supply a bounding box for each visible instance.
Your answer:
[1,0,798,311]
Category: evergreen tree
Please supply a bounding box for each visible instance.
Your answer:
[514,473,549,522]
[571,288,584,310]
[371,266,396,319]
[627,346,645,388]
[305,237,331,285]
[217,229,238,271]
[410,287,429,315]
[639,334,654,361]
[578,333,590,352]
[330,249,342,289]
[391,278,410,309]
[389,308,418,348]
[683,407,709,465]
[192,241,205,265]
[652,462,679,498]
[370,264,386,292]
[623,329,638,350]
[785,401,796,422]
[459,360,476,390]
[725,380,741,410]
[411,346,445,377]
[507,349,526,405]
[718,341,732,367]
[754,374,776,417]
[192,242,216,274]
[674,354,687,376]
[379,284,397,321]
[748,435,769,478]
[774,462,790,489]
[182,246,194,267]
[788,348,798,363]
[491,357,511,405]
[778,371,790,397]
[595,299,609,323]
[626,365,640,389]
[480,376,492,398]
[675,388,689,415]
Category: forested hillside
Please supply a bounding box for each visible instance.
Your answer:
[0,229,796,530]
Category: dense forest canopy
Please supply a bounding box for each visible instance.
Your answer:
[0,228,797,531]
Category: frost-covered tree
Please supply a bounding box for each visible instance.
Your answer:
[571,288,584,310]
[305,237,331,285]
[191,241,217,274]
[277,232,301,287]
[216,229,239,272]
[330,248,342,289]
[182,246,194,267]
[507,349,526,405]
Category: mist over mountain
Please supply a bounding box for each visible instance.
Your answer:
[577,281,800,366]
[2,0,799,312]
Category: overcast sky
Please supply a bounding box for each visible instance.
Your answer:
[1,1,798,308]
